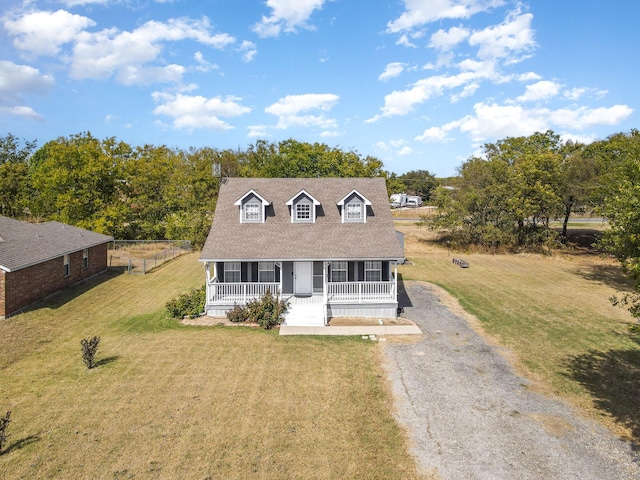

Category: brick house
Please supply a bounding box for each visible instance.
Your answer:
[0,216,114,319]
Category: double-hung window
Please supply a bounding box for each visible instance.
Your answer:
[243,203,261,222]
[258,262,275,282]
[295,203,311,221]
[82,248,89,270]
[365,261,382,281]
[346,202,363,221]
[331,261,348,282]
[63,254,70,277]
[224,262,241,283]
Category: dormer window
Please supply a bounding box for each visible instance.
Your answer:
[234,190,270,224]
[346,202,363,221]
[244,203,261,222]
[286,190,320,223]
[295,203,311,221]
[337,189,371,223]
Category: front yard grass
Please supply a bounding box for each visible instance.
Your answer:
[397,222,640,444]
[0,253,421,479]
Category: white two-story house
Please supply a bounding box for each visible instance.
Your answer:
[199,177,405,326]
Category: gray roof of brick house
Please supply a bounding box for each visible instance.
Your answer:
[200,177,405,262]
[0,216,114,272]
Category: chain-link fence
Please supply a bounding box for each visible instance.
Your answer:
[108,240,191,274]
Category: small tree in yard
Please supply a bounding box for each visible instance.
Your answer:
[81,336,101,369]
[0,411,11,455]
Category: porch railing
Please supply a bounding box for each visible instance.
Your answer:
[327,281,395,303]
[208,282,280,304]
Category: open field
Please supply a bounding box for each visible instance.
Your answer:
[0,253,421,479]
[396,221,640,443]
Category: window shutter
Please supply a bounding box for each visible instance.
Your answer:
[382,261,390,281]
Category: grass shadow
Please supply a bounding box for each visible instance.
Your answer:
[20,269,124,315]
[571,263,635,292]
[1,434,40,455]
[563,345,640,446]
[95,355,120,367]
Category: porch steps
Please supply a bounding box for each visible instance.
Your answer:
[284,303,325,327]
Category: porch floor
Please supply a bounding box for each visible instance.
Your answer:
[279,324,422,336]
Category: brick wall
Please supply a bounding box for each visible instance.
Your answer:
[2,243,109,318]
[0,270,5,319]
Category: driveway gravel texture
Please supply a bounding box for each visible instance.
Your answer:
[383,281,640,480]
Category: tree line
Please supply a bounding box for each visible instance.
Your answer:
[1,133,433,247]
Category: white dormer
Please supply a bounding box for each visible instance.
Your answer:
[286,190,321,223]
[336,189,371,223]
[234,190,270,223]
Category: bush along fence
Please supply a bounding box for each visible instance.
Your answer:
[108,240,191,274]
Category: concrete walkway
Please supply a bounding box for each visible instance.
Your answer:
[279,324,422,336]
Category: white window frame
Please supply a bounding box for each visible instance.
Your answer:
[365,261,382,282]
[243,203,261,222]
[331,261,348,282]
[82,248,89,270]
[295,203,311,221]
[258,261,275,283]
[63,254,70,277]
[224,261,241,283]
[346,202,363,221]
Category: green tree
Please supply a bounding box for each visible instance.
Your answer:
[593,130,640,319]
[0,134,37,217]
[398,169,437,200]
[426,131,566,250]
[239,139,384,178]
[29,133,128,235]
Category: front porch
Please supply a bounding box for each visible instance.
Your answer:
[203,259,399,326]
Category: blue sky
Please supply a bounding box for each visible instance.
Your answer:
[1,0,637,176]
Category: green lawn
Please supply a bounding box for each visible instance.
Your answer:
[0,253,421,479]
[397,223,640,443]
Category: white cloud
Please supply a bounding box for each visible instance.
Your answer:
[397,146,414,156]
[152,92,251,131]
[379,62,406,81]
[429,26,470,51]
[424,101,634,144]
[194,52,218,73]
[5,10,237,86]
[468,10,536,61]
[238,41,257,62]
[252,0,326,38]
[0,60,55,97]
[0,61,54,120]
[4,9,95,57]
[248,125,269,137]
[61,0,108,5]
[70,18,234,83]
[415,126,451,142]
[367,71,484,121]
[387,0,505,33]
[516,80,561,102]
[265,94,339,130]
[451,82,479,102]
[0,105,44,121]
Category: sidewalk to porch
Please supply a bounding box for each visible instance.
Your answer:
[279,324,422,336]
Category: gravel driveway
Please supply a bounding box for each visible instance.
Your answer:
[383,281,640,480]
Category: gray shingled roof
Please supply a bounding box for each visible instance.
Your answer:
[0,216,114,272]
[200,178,405,262]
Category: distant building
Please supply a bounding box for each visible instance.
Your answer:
[0,216,113,319]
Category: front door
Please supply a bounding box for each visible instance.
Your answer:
[294,262,313,295]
